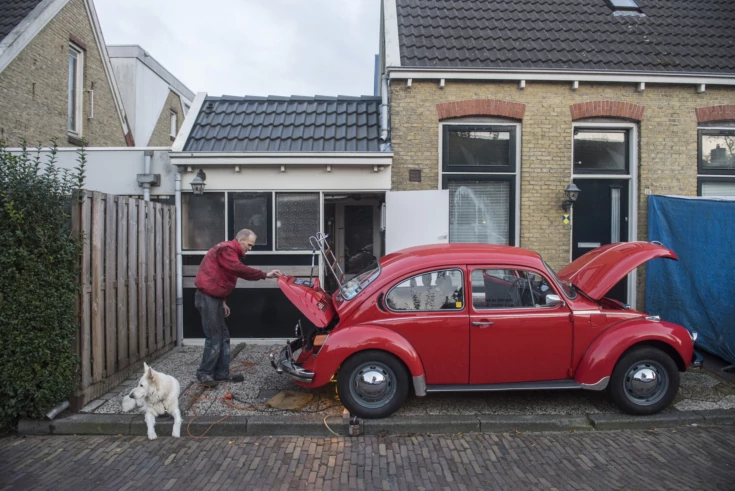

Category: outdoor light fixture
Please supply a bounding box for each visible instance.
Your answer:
[190,169,206,195]
[561,183,581,212]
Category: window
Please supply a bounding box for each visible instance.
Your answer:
[68,44,84,135]
[228,192,272,251]
[573,129,628,173]
[442,124,518,245]
[182,193,225,250]
[698,128,735,197]
[276,193,319,250]
[471,269,554,309]
[386,269,464,311]
[170,111,178,138]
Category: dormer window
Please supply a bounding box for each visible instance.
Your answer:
[606,0,644,16]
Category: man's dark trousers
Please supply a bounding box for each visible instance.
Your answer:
[195,289,231,380]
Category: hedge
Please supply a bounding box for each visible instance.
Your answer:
[0,141,85,428]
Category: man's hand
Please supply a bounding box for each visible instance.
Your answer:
[266,270,282,279]
[223,302,231,318]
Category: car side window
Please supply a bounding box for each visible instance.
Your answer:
[471,269,553,309]
[386,269,464,311]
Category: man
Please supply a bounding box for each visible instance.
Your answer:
[194,229,281,386]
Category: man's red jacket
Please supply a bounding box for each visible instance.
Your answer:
[194,239,266,298]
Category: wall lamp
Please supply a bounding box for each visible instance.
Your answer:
[561,183,581,212]
[190,169,207,195]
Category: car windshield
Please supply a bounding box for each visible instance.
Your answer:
[339,263,381,300]
[543,260,576,299]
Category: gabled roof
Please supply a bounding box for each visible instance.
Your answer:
[184,95,383,152]
[390,0,735,74]
[0,0,134,144]
[0,0,43,42]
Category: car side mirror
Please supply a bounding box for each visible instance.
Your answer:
[545,294,565,307]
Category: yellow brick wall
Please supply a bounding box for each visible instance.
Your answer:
[146,90,183,147]
[0,0,127,147]
[390,80,735,308]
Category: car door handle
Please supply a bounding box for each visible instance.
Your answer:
[472,321,494,327]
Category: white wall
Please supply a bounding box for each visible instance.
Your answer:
[134,58,172,145]
[10,148,176,196]
[110,58,137,134]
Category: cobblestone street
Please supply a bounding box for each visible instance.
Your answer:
[2,426,734,490]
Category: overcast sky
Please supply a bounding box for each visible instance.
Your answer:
[95,0,381,98]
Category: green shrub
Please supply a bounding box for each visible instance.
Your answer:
[0,141,85,428]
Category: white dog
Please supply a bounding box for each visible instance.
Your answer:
[122,362,182,440]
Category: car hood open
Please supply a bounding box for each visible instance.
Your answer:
[278,275,336,328]
[557,242,678,300]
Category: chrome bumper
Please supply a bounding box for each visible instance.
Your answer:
[269,340,314,383]
[691,350,704,369]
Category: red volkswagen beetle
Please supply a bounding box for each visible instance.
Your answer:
[270,238,701,419]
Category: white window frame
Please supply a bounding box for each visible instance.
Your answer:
[170,110,178,138]
[67,43,84,136]
[697,125,735,197]
[438,119,522,247]
[570,121,639,306]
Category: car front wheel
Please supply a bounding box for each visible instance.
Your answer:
[337,350,409,419]
[609,346,680,415]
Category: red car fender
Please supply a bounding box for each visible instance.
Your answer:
[574,319,693,386]
[300,324,426,387]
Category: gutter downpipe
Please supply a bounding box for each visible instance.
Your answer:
[174,169,183,348]
[380,74,389,151]
[143,150,153,201]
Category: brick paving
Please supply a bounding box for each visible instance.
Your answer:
[2,426,735,490]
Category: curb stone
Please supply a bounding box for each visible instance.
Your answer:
[588,410,705,430]
[479,414,592,433]
[18,409,735,437]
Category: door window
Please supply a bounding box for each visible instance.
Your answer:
[573,129,628,173]
[386,269,464,311]
[471,269,554,309]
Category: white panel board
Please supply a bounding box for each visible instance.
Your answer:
[385,190,449,254]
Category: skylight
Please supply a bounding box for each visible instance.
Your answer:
[606,0,644,16]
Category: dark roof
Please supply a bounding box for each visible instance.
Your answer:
[184,95,383,152]
[0,0,43,42]
[396,0,735,74]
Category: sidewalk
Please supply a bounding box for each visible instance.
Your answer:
[18,343,735,437]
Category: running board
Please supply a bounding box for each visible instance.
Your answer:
[425,377,609,393]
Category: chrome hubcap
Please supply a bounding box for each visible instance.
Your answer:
[349,362,396,409]
[623,360,668,406]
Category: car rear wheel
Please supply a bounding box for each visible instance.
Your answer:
[337,350,409,419]
[609,346,680,415]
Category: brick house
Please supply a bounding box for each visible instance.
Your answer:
[0,0,133,146]
[379,0,735,308]
[108,45,194,147]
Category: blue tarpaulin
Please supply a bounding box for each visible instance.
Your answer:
[646,195,735,365]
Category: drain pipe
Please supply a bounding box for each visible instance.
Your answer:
[45,400,69,420]
[380,74,390,151]
[174,169,183,348]
[143,150,153,201]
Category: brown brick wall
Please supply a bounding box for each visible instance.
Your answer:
[0,0,127,147]
[146,90,183,146]
[695,104,735,123]
[390,80,735,308]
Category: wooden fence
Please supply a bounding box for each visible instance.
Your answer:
[71,192,177,410]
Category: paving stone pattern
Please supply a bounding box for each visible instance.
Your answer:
[2,426,735,490]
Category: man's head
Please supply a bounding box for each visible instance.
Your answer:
[235,229,257,254]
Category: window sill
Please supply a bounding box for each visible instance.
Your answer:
[67,133,84,146]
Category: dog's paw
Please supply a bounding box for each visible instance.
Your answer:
[147,433,158,441]
[172,429,180,438]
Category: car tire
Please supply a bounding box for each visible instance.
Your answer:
[609,346,680,416]
[337,350,409,419]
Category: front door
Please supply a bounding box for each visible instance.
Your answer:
[467,267,573,384]
[572,128,632,303]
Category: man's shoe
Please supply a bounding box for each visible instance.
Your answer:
[214,373,245,383]
[197,375,219,387]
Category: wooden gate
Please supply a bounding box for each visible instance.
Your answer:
[71,192,176,410]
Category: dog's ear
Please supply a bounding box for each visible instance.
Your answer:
[143,362,150,374]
